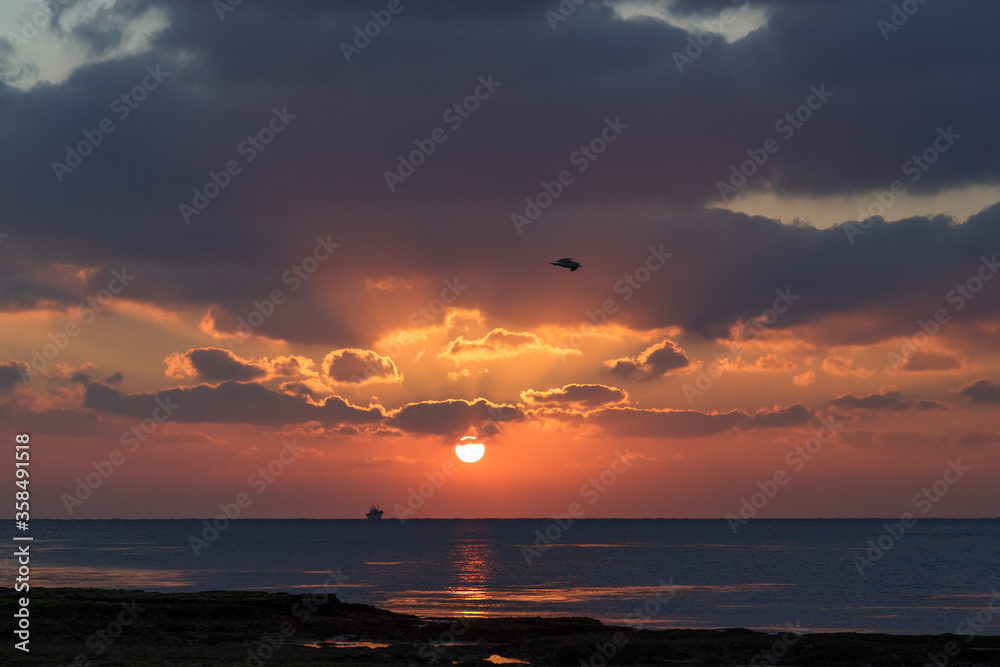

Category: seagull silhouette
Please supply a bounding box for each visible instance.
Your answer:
[550,258,581,271]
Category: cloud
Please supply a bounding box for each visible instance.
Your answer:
[604,340,690,381]
[447,368,490,381]
[958,431,1000,447]
[749,404,814,428]
[39,362,99,384]
[164,350,327,394]
[956,378,1000,404]
[387,398,524,437]
[83,381,383,427]
[322,349,401,385]
[0,361,27,391]
[366,454,416,464]
[619,451,668,465]
[900,350,962,372]
[589,407,738,439]
[738,353,798,373]
[278,380,330,401]
[267,355,321,380]
[0,1,998,349]
[587,403,811,439]
[364,277,414,291]
[521,384,629,408]
[9,361,122,387]
[440,328,578,362]
[839,429,943,449]
[831,388,947,412]
[164,348,267,383]
[792,370,815,386]
[822,355,874,378]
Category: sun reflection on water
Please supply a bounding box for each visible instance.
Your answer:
[443,528,499,615]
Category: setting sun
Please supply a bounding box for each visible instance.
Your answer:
[455,437,486,463]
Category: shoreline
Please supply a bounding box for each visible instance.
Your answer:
[4,587,1000,665]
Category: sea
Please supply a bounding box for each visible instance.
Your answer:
[14,518,1000,635]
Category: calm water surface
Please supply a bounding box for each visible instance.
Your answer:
[15,518,1000,635]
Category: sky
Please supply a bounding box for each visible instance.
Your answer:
[2,0,999,520]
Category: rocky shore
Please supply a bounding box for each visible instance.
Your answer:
[3,587,1000,666]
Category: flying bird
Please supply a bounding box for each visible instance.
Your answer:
[551,258,581,271]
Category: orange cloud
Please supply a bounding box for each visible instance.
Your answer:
[793,370,816,386]
[737,353,798,373]
[268,355,321,379]
[822,355,875,378]
[439,327,579,362]
[604,339,690,381]
[366,454,416,463]
[446,368,489,381]
[364,276,415,291]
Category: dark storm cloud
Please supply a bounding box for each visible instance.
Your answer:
[387,398,525,437]
[70,370,92,383]
[323,349,401,384]
[956,379,1000,405]
[901,350,961,372]
[0,361,28,391]
[470,204,1000,344]
[2,0,999,346]
[184,348,267,382]
[626,206,1000,341]
[831,389,946,412]
[520,383,628,408]
[0,266,78,311]
[587,403,810,438]
[748,403,813,428]
[83,381,383,427]
[604,340,690,381]
[831,390,909,410]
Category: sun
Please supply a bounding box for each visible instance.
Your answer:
[455,436,485,463]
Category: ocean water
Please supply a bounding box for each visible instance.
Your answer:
[14,518,1000,635]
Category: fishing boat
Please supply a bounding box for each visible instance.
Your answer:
[365,505,384,520]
